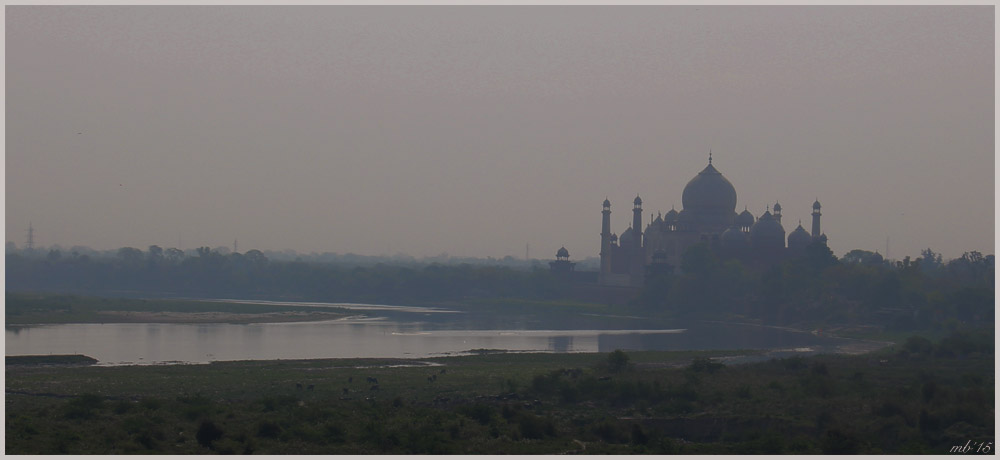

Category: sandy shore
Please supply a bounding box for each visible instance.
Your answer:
[93,310,349,324]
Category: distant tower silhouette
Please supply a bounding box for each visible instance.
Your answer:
[773,201,782,224]
[600,198,612,282]
[631,195,644,286]
[26,222,34,251]
[549,246,575,272]
[811,199,822,238]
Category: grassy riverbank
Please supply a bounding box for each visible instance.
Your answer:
[5,292,351,325]
[6,330,993,455]
[6,355,98,366]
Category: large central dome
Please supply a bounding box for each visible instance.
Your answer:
[681,162,738,212]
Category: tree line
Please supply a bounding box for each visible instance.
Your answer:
[6,242,993,331]
[639,242,994,331]
[5,245,569,304]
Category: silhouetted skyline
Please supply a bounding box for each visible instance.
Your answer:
[6,6,994,261]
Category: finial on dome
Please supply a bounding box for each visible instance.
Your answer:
[709,149,713,165]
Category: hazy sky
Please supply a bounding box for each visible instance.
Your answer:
[6,6,995,261]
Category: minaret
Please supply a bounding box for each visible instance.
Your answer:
[26,222,34,251]
[631,195,644,286]
[773,201,782,224]
[600,198,612,281]
[811,199,822,238]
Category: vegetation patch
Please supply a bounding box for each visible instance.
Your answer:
[6,355,98,366]
[5,292,350,325]
[6,335,993,455]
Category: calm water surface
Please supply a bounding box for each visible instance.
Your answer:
[6,300,871,366]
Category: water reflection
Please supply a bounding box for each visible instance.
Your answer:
[549,335,573,352]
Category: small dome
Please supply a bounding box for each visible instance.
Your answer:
[634,195,642,206]
[787,224,811,249]
[610,233,618,243]
[737,208,755,227]
[653,213,663,223]
[813,200,822,210]
[773,202,782,213]
[619,227,634,245]
[603,198,611,207]
[664,208,679,221]
[681,162,738,213]
[750,211,785,248]
[556,247,569,258]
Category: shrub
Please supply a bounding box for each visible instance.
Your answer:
[196,420,224,448]
[323,422,346,443]
[63,393,104,419]
[630,423,650,445]
[780,356,807,370]
[873,401,906,418]
[936,330,994,357]
[821,428,860,454]
[459,404,495,425]
[903,336,933,355]
[560,384,580,403]
[140,398,163,410]
[113,400,132,414]
[257,421,282,438]
[815,411,834,430]
[594,419,624,443]
[918,410,940,432]
[608,350,630,373]
[517,413,554,439]
[921,381,939,402]
[687,357,724,373]
[738,431,785,454]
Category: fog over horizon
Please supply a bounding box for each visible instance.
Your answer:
[6,6,995,262]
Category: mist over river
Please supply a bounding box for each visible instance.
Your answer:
[6,301,878,366]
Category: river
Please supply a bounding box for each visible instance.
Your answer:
[5,300,882,366]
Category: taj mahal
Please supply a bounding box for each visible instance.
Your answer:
[594,154,828,287]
